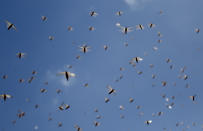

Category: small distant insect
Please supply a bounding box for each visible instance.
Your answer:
[66,65,72,69]
[162,81,167,86]
[152,74,156,79]
[12,120,16,125]
[129,98,134,103]
[166,58,171,63]
[158,111,163,116]
[166,103,174,109]
[104,45,108,51]
[136,105,141,109]
[35,104,39,109]
[107,85,116,94]
[89,26,95,31]
[48,117,52,121]
[28,76,35,83]
[148,23,155,28]
[189,95,197,102]
[41,16,47,21]
[153,46,158,51]
[157,31,163,37]
[90,11,98,17]
[96,115,102,119]
[145,120,152,125]
[120,67,125,71]
[2,75,8,79]
[40,88,47,93]
[84,83,89,87]
[49,36,54,40]
[19,78,24,83]
[116,11,123,16]
[180,66,187,73]
[119,105,124,110]
[136,24,144,30]
[59,103,70,111]
[5,20,17,31]
[80,45,90,53]
[74,125,82,131]
[58,105,64,111]
[157,39,162,43]
[124,42,128,47]
[132,57,143,63]
[0,94,12,101]
[68,26,73,31]
[137,71,143,75]
[183,74,188,80]
[56,89,62,94]
[195,28,200,33]
[94,121,100,127]
[94,108,99,112]
[159,10,163,15]
[58,122,63,127]
[76,55,80,59]
[32,70,37,75]
[57,71,75,81]
[16,52,26,59]
[17,110,25,118]
[105,98,110,103]
[170,65,173,69]
[162,94,166,98]
[119,74,123,79]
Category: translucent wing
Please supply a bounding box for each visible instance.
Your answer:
[12,25,17,31]
[69,72,75,77]
[56,72,66,76]
[116,23,123,28]
[5,20,11,27]
[6,94,12,98]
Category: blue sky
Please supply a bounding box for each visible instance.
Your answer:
[0,0,203,130]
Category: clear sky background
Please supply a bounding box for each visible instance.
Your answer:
[0,0,203,131]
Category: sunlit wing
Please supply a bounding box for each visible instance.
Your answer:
[106,85,112,90]
[116,22,122,28]
[6,94,12,98]
[5,20,11,27]
[69,73,75,77]
[56,72,66,76]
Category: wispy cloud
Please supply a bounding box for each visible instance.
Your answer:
[124,0,152,9]
[125,0,139,8]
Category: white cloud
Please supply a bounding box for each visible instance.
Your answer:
[125,0,139,7]
[124,0,152,9]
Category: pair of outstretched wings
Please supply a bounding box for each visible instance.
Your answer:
[5,20,17,31]
[57,72,76,77]
[0,94,12,99]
